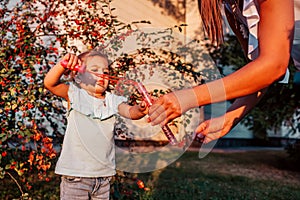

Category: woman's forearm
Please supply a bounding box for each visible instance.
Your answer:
[193,0,293,107]
[226,88,267,126]
[193,58,287,107]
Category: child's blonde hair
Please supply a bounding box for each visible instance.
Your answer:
[78,49,110,67]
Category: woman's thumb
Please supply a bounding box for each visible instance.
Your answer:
[195,121,208,135]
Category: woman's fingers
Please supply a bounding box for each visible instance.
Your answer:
[148,103,167,125]
[195,114,235,143]
[203,133,219,144]
[195,121,208,135]
[148,92,183,125]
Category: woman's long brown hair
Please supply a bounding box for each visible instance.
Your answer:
[198,0,224,45]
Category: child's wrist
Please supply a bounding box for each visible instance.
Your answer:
[58,62,66,68]
[57,62,71,76]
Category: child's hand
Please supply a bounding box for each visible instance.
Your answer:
[60,53,82,72]
[139,101,149,115]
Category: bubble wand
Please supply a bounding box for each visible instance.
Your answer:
[61,60,178,145]
[134,82,178,145]
[60,60,86,73]
[88,72,178,145]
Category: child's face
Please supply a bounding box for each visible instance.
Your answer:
[76,56,110,96]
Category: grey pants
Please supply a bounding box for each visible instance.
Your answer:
[60,176,112,200]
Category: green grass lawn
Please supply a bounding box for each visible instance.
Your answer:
[1,149,300,200]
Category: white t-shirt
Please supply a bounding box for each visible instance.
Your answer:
[55,83,127,177]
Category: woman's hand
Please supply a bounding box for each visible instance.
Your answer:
[195,114,235,144]
[148,88,198,126]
